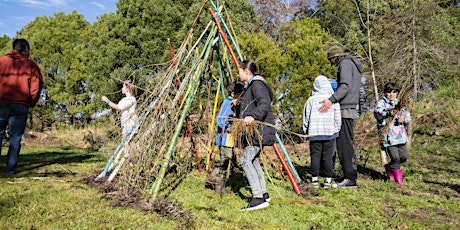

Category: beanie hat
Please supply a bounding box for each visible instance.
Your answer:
[328,46,344,59]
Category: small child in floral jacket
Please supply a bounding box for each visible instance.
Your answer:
[374,82,411,189]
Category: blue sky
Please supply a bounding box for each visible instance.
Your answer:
[0,0,117,37]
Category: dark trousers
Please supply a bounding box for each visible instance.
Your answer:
[310,139,335,177]
[0,103,29,174]
[337,118,357,180]
[218,146,233,178]
[385,144,409,170]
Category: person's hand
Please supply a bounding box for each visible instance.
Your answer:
[101,96,108,102]
[244,116,254,125]
[319,99,332,113]
[398,115,405,123]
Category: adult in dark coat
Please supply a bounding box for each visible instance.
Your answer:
[319,46,363,188]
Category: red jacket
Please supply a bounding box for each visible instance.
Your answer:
[0,50,43,107]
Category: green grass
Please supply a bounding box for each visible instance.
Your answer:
[1,85,459,229]
[1,135,459,229]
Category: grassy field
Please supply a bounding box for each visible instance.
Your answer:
[0,126,458,229]
[1,87,459,229]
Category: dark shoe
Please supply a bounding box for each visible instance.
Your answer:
[6,169,21,177]
[241,198,269,211]
[333,176,345,182]
[337,179,357,188]
[263,192,270,202]
[215,177,229,194]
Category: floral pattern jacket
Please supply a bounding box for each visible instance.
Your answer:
[374,96,411,147]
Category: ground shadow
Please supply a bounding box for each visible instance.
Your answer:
[423,179,460,194]
[357,165,387,181]
[294,161,387,182]
[0,149,97,178]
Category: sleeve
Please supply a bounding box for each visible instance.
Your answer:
[29,62,43,107]
[334,103,342,132]
[118,97,135,111]
[329,60,352,103]
[303,98,312,134]
[216,98,233,129]
[374,99,389,120]
[247,81,272,121]
[403,109,411,127]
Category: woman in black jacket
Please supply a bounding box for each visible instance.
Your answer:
[238,59,276,211]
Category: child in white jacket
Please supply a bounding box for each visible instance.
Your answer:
[303,75,341,188]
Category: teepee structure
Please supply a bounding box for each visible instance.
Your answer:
[97,1,301,200]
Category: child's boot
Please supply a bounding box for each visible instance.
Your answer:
[393,169,405,189]
[385,164,395,181]
[215,176,229,194]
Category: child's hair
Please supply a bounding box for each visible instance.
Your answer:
[239,59,259,75]
[124,80,137,96]
[384,82,400,93]
[227,81,244,98]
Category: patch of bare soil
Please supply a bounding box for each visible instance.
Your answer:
[80,173,194,229]
[298,183,322,198]
[400,207,459,228]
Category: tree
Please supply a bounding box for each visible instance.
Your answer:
[275,17,335,131]
[0,35,11,54]
[85,0,258,109]
[317,0,460,110]
[17,11,91,128]
[252,0,314,39]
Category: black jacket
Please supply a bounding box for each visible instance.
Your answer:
[239,76,276,147]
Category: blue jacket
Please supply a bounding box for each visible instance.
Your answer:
[216,97,234,147]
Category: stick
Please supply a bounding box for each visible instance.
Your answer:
[273,144,300,194]
[262,148,285,180]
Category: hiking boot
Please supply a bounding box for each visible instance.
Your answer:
[263,192,270,202]
[215,177,229,194]
[241,198,269,211]
[337,179,357,188]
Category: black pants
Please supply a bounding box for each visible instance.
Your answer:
[310,139,335,177]
[385,144,409,170]
[337,118,357,180]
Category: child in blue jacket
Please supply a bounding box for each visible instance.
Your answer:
[215,81,244,194]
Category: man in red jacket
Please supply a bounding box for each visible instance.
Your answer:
[0,38,43,176]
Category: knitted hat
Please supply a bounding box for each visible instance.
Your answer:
[327,46,344,59]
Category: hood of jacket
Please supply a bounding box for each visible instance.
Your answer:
[312,75,334,96]
[342,55,364,73]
